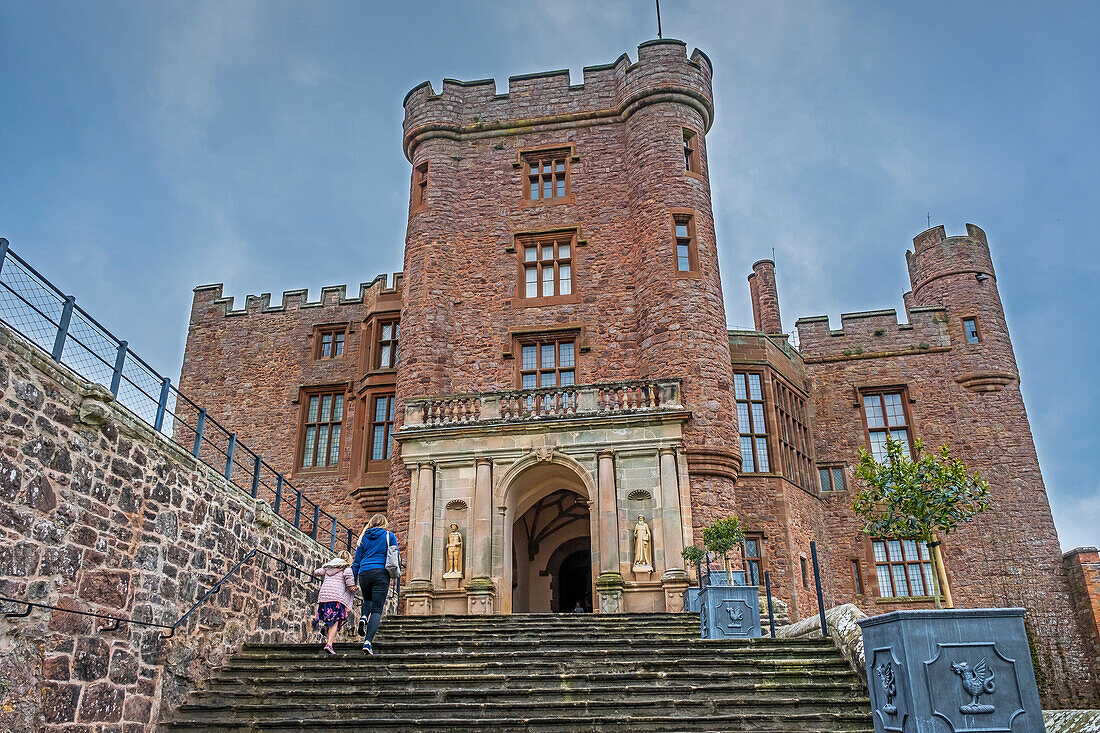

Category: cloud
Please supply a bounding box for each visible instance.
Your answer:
[1050,489,1100,551]
[149,0,264,151]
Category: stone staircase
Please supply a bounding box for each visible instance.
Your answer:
[164,613,873,732]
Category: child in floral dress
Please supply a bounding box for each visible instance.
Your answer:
[312,550,356,655]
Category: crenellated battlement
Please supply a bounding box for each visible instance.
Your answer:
[401,39,714,160]
[795,306,950,359]
[906,223,995,300]
[193,272,403,317]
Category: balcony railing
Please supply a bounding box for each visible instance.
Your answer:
[402,379,683,430]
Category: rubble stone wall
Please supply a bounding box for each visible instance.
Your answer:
[0,323,331,732]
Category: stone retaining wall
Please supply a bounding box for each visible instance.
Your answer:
[0,323,332,731]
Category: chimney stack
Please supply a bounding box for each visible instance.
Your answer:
[748,259,782,334]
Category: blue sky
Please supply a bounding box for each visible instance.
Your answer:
[1,1,1097,549]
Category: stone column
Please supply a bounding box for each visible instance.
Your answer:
[659,447,690,611]
[595,450,624,613]
[406,461,435,615]
[467,458,495,614]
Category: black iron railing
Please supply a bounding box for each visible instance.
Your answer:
[0,548,317,638]
[0,239,355,552]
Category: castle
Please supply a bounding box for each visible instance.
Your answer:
[178,40,1093,698]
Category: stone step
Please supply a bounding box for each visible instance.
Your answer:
[164,711,875,732]
[200,680,867,706]
[222,659,852,680]
[225,645,850,663]
[208,672,866,696]
[173,696,874,723]
[236,639,834,657]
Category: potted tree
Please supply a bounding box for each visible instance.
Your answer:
[702,516,746,587]
[851,437,1043,733]
[687,517,760,639]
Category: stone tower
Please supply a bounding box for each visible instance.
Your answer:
[391,40,740,615]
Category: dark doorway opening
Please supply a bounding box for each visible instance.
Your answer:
[555,548,592,612]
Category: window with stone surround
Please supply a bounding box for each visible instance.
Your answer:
[683,128,700,173]
[743,534,764,585]
[872,538,936,599]
[376,320,399,369]
[315,326,346,360]
[963,317,980,344]
[818,464,847,492]
[300,390,344,469]
[369,393,395,461]
[851,558,865,595]
[735,372,769,473]
[518,337,576,389]
[518,231,574,302]
[672,211,699,274]
[775,380,814,491]
[861,389,914,460]
[524,149,569,202]
[412,161,429,208]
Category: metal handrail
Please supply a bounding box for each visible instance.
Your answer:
[0,548,319,640]
[0,239,356,551]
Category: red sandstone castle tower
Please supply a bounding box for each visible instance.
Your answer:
[392,40,739,615]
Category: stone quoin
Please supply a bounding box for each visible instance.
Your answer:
[176,40,1100,705]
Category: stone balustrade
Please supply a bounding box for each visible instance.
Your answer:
[402,379,683,429]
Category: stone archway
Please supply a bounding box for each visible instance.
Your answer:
[499,454,596,614]
[546,536,592,612]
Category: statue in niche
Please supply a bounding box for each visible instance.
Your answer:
[633,515,653,572]
[444,524,464,578]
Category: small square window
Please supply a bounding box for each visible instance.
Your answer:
[523,150,570,202]
[819,465,847,492]
[315,327,347,360]
[963,317,980,343]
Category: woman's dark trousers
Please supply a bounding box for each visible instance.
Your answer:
[358,568,391,643]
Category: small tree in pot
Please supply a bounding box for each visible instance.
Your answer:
[851,437,990,608]
[683,517,746,586]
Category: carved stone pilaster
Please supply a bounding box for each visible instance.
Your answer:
[404,579,434,616]
[661,568,691,613]
[595,571,624,614]
[466,576,495,615]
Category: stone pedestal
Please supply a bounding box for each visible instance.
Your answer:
[466,577,495,615]
[661,569,690,613]
[596,572,624,614]
[699,584,761,639]
[857,608,1043,733]
[404,579,434,616]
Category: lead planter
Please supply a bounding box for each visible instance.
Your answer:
[858,608,1043,733]
[699,584,760,639]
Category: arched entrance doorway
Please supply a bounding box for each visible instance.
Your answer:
[502,457,595,614]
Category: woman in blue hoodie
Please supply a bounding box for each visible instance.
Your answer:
[352,513,398,655]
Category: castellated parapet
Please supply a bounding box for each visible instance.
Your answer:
[401,39,714,161]
[192,272,403,317]
[795,307,950,361]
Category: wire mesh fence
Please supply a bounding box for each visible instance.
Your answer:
[0,239,354,552]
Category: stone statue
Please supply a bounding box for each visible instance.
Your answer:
[633,515,653,572]
[444,523,463,578]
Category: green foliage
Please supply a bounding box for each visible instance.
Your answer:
[851,437,990,544]
[681,545,706,566]
[702,517,745,556]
